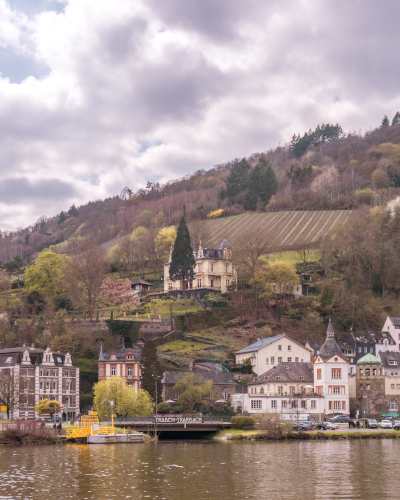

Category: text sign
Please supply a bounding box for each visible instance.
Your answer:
[153,416,203,424]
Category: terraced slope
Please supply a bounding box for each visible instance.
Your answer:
[203,210,351,248]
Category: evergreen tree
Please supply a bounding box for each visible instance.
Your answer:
[169,212,195,298]
[68,204,79,217]
[244,156,278,211]
[392,111,400,126]
[140,340,163,405]
[58,211,68,224]
[381,115,390,128]
[225,158,251,204]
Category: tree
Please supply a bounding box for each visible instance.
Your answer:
[295,238,314,270]
[68,204,79,217]
[24,234,30,246]
[135,210,154,227]
[140,340,163,404]
[371,169,390,189]
[225,158,251,204]
[264,261,299,300]
[35,398,61,417]
[172,374,213,410]
[381,115,390,128]
[100,277,133,309]
[24,252,69,296]
[0,369,19,419]
[244,156,278,211]
[155,227,177,264]
[93,377,153,419]
[241,358,252,374]
[169,214,195,298]
[63,242,106,316]
[58,211,68,224]
[392,112,400,126]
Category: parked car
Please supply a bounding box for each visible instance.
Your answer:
[366,419,378,429]
[380,420,393,429]
[329,415,350,423]
[314,422,327,430]
[293,421,314,431]
[324,422,339,430]
[392,420,400,430]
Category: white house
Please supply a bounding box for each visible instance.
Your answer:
[235,334,312,376]
[313,320,349,416]
[382,317,400,352]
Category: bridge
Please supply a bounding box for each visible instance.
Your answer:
[112,416,231,434]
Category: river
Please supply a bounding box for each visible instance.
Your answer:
[0,439,397,499]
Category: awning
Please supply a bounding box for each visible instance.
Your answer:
[381,414,398,417]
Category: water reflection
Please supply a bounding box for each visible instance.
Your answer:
[0,440,398,499]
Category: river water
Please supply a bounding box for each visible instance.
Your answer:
[0,439,397,499]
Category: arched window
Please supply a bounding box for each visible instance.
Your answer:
[260,387,264,394]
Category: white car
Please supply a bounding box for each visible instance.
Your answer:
[380,420,393,429]
[325,422,339,430]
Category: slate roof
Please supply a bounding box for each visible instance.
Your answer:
[100,347,142,362]
[357,353,382,365]
[131,279,153,286]
[193,240,231,260]
[379,351,400,369]
[249,362,314,384]
[162,370,237,385]
[349,331,395,345]
[305,339,354,354]
[319,321,343,360]
[389,317,400,326]
[0,347,72,367]
[235,334,285,354]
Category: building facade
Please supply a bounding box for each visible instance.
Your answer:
[235,334,312,376]
[382,317,400,351]
[98,346,142,390]
[163,239,237,294]
[0,345,79,419]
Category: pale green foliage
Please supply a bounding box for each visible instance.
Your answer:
[25,252,69,295]
[172,374,213,410]
[155,226,177,263]
[35,398,61,416]
[261,260,299,298]
[93,377,153,419]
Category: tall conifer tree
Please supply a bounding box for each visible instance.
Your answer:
[169,210,195,298]
[244,156,278,211]
[140,340,163,405]
[225,158,251,204]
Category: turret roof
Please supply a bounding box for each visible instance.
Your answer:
[357,353,382,365]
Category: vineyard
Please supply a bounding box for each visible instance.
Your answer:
[201,210,352,249]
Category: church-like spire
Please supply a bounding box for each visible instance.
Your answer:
[319,318,342,360]
[326,318,335,338]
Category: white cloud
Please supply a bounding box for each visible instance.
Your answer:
[1,0,400,230]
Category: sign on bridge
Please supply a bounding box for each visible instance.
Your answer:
[153,415,203,424]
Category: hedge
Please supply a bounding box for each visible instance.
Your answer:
[231,416,256,429]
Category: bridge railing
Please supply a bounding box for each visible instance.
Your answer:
[112,416,231,425]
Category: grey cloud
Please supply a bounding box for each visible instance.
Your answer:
[0,177,77,203]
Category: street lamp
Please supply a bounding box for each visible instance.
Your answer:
[110,400,114,432]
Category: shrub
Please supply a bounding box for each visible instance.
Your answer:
[231,416,256,429]
[157,402,171,414]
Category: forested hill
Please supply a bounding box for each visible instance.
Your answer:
[1,112,400,262]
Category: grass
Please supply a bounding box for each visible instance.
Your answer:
[142,299,203,316]
[263,250,320,265]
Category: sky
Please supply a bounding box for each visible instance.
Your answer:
[1,0,400,231]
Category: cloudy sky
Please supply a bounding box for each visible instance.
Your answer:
[1,0,399,231]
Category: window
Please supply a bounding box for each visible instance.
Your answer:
[6,357,13,363]
[282,400,287,408]
[211,264,214,272]
[198,264,202,272]
[53,382,56,390]
[334,401,340,410]
[222,391,228,400]
[288,345,291,351]
[276,376,281,381]
[271,357,275,364]
[342,401,346,410]
[287,357,292,362]
[396,326,400,329]
[295,357,299,362]
[100,367,103,376]
[398,334,400,341]
[333,387,340,394]
[291,401,296,408]
[365,369,370,376]
[301,400,307,409]
[46,382,49,390]
[396,384,400,389]
[66,383,70,390]
[278,357,282,363]
[358,347,362,353]
[266,358,269,364]
[278,387,282,395]
[364,347,368,353]
[111,366,116,376]
[290,387,295,395]
[317,369,321,380]
[260,387,264,394]
[209,393,213,399]
[173,394,179,401]
[389,401,398,410]
[391,384,395,389]
[332,369,341,379]
[366,384,370,390]
[111,354,116,360]
[251,400,262,410]
[329,401,332,410]
[197,279,202,287]
[360,384,363,390]
[168,282,173,290]
[389,361,397,366]
[40,382,43,390]
[370,347,373,353]
[225,265,228,273]
[57,357,62,363]
[373,369,376,376]
[278,345,282,351]
[311,400,316,409]
[127,367,133,377]
[271,400,277,409]
[359,369,363,376]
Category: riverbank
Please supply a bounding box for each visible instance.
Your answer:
[214,428,400,441]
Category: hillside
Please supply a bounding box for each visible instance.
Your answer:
[203,210,351,249]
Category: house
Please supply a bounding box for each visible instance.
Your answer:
[346,330,396,365]
[382,317,400,351]
[349,353,400,419]
[235,334,312,376]
[98,345,142,391]
[163,239,237,294]
[131,279,153,291]
[0,345,79,419]
[231,362,323,417]
[313,320,349,416]
[378,351,400,376]
[161,370,238,403]
[271,283,303,299]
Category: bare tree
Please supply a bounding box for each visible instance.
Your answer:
[295,238,314,271]
[0,369,19,419]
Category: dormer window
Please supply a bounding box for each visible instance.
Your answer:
[57,357,62,363]
[389,361,397,366]
[277,376,281,380]
[6,357,13,363]
[300,376,304,380]
[127,354,133,360]
[285,366,289,369]
[111,354,116,360]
